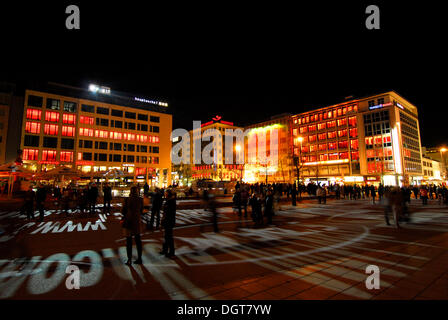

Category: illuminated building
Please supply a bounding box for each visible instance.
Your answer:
[187,116,244,181]
[422,146,447,183]
[19,83,172,187]
[291,91,424,186]
[243,114,293,183]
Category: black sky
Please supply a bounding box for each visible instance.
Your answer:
[1,1,447,146]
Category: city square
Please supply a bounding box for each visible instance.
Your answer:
[1,196,447,300]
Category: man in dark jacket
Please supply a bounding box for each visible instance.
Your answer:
[102,183,112,215]
[160,189,176,257]
[23,186,35,220]
[88,184,99,214]
[122,186,143,265]
[264,190,274,224]
[149,188,163,230]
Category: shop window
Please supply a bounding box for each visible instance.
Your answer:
[26,109,42,120]
[25,121,41,134]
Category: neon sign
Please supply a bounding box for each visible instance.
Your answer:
[369,102,392,110]
[134,97,168,107]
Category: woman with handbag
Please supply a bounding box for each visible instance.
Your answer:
[121,186,143,265]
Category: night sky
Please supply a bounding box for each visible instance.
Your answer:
[1,2,447,146]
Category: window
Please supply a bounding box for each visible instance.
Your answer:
[96,107,109,115]
[44,124,58,135]
[46,98,60,110]
[127,155,135,162]
[329,153,338,160]
[317,123,326,130]
[113,154,121,162]
[328,142,337,150]
[151,126,159,133]
[308,135,316,143]
[308,124,316,132]
[97,141,108,150]
[83,152,93,161]
[319,154,328,161]
[63,101,77,112]
[96,118,109,126]
[337,118,347,126]
[150,116,160,123]
[81,104,95,113]
[153,157,159,164]
[378,97,385,105]
[45,111,60,122]
[350,139,359,150]
[141,156,147,163]
[61,138,74,150]
[339,152,349,159]
[318,144,327,151]
[83,140,93,149]
[338,141,348,149]
[348,116,357,127]
[327,120,336,128]
[299,126,307,134]
[126,122,136,130]
[136,134,148,143]
[318,133,327,141]
[327,131,337,139]
[24,135,39,147]
[140,124,148,131]
[349,128,358,138]
[138,114,148,121]
[26,109,42,120]
[338,129,347,137]
[28,95,43,108]
[95,130,109,139]
[152,146,159,153]
[23,148,39,160]
[114,120,123,128]
[79,128,94,137]
[110,131,122,140]
[351,151,359,160]
[368,100,375,107]
[43,137,58,148]
[140,145,147,153]
[111,109,123,117]
[124,133,136,141]
[97,153,107,161]
[80,116,94,125]
[125,112,136,119]
[25,121,41,134]
[60,151,73,162]
[113,143,122,151]
[62,114,76,125]
[62,126,75,137]
[42,150,57,161]
[149,135,159,143]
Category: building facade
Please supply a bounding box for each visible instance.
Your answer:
[20,84,172,187]
[291,91,423,186]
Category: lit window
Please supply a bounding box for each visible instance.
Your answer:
[45,111,60,122]
[23,148,39,160]
[337,118,347,126]
[318,144,327,151]
[338,129,347,137]
[318,123,326,130]
[310,145,317,152]
[349,128,358,138]
[350,139,359,150]
[319,154,328,161]
[62,114,76,125]
[308,125,316,132]
[318,133,327,140]
[110,131,122,140]
[79,128,94,137]
[44,124,58,135]
[26,109,42,120]
[338,141,348,149]
[339,152,349,159]
[80,116,94,125]
[328,131,337,139]
[62,126,75,137]
[25,121,41,134]
[351,151,359,160]
[329,153,338,160]
[327,120,336,128]
[328,142,337,150]
[42,150,57,161]
[95,130,109,138]
[348,116,357,127]
[292,128,298,136]
[299,126,307,133]
[60,151,73,162]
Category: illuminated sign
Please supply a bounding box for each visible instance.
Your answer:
[89,84,110,94]
[122,164,135,167]
[200,117,234,128]
[134,97,168,107]
[395,102,404,110]
[136,175,145,179]
[368,102,392,110]
[76,161,95,165]
[38,161,60,165]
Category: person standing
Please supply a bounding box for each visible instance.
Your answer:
[378,183,384,202]
[291,183,297,206]
[102,183,112,215]
[35,184,47,222]
[264,190,274,225]
[121,186,143,265]
[148,187,163,230]
[241,187,249,217]
[143,182,150,196]
[23,186,35,220]
[371,185,376,204]
[233,188,242,217]
[160,189,176,257]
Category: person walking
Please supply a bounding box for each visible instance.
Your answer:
[35,184,47,222]
[102,183,112,215]
[420,187,428,205]
[160,189,176,257]
[371,185,376,204]
[121,186,143,265]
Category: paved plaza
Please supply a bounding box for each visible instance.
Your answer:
[0,198,447,300]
